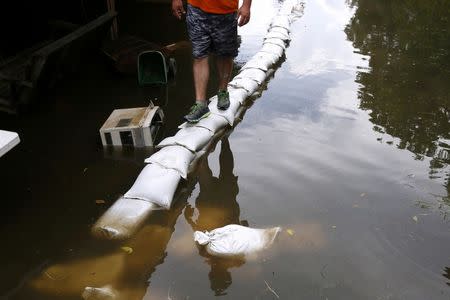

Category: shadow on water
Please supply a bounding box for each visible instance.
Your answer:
[344,0,450,194]
[184,137,245,296]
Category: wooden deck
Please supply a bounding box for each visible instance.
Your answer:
[0,11,117,113]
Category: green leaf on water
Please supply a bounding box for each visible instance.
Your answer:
[286,229,295,236]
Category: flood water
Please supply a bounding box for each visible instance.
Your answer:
[1,0,449,299]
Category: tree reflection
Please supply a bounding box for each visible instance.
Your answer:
[345,0,450,192]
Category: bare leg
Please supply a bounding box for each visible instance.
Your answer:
[193,57,210,103]
[216,56,234,91]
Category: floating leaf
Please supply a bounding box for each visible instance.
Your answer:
[352,204,359,208]
[331,225,337,229]
[95,200,106,204]
[360,193,366,197]
[412,216,418,223]
[121,246,133,254]
[286,229,295,236]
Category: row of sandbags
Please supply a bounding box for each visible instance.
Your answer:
[92,0,304,241]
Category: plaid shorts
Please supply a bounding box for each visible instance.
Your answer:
[186,4,239,58]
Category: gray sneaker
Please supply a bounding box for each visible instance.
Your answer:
[184,102,210,123]
[217,90,230,110]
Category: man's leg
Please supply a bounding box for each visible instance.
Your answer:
[216,56,233,110]
[184,57,211,122]
[185,4,212,123]
[193,56,210,103]
[216,56,233,91]
[211,11,238,110]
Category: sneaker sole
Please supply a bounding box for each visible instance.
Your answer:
[217,105,230,110]
[185,111,211,123]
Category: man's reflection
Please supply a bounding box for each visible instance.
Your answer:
[185,137,245,296]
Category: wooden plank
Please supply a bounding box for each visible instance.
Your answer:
[33,12,117,58]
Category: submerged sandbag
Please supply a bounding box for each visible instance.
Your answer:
[124,163,181,209]
[208,95,242,126]
[145,145,194,179]
[157,126,213,152]
[92,197,158,240]
[179,113,229,134]
[194,225,281,257]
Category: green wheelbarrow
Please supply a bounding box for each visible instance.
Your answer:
[137,51,176,86]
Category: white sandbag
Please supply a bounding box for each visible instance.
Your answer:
[264,27,291,41]
[266,27,291,40]
[263,38,287,50]
[178,113,229,134]
[241,58,270,72]
[92,197,158,240]
[145,145,194,179]
[194,224,281,257]
[252,51,279,67]
[208,95,241,126]
[270,15,291,30]
[228,77,259,95]
[124,163,181,208]
[260,43,285,58]
[234,68,267,85]
[157,126,213,152]
[229,87,249,104]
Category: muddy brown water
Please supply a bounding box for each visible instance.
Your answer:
[0,0,449,299]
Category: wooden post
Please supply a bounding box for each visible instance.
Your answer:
[106,0,119,40]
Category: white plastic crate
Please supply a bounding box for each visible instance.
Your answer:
[99,102,164,147]
[0,130,20,157]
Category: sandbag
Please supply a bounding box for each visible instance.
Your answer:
[124,163,181,209]
[234,68,267,85]
[178,113,229,134]
[260,43,285,58]
[241,58,269,72]
[92,197,158,240]
[228,87,249,104]
[194,224,281,257]
[265,30,290,41]
[228,77,259,96]
[270,15,291,30]
[157,126,213,152]
[208,95,241,126]
[145,145,194,179]
[263,38,286,50]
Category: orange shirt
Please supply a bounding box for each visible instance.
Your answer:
[188,0,238,14]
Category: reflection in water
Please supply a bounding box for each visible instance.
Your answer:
[185,137,245,296]
[344,0,450,192]
[20,184,195,300]
[345,0,450,286]
[444,267,450,286]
